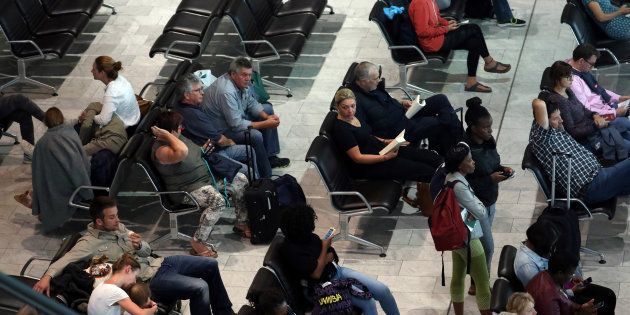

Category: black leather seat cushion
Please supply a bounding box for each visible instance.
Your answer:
[332,179,402,212]
[41,0,103,17]
[490,278,514,313]
[248,33,306,59]
[177,0,228,17]
[15,33,75,58]
[319,110,337,138]
[263,14,317,37]
[150,32,203,59]
[164,11,212,37]
[595,39,630,63]
[269,0,327,18]
[497,245,524,292]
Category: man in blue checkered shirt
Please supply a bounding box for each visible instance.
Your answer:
[530,99,630,203]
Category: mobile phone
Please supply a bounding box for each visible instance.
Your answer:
[323,227,335,240]
[594,301,604,310]
[202,140,215,155]
[458,19,470,24]
[501,170,515,179]
[583,277,592,285]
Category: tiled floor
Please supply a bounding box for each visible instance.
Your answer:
[1,0,630,313]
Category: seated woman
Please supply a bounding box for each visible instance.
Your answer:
[443,142,491,315]
[279,204,400,315]
[22,107,93,232]
[88,253,158,315]
[503,292,537,315]
[526,251,596,315]
[151,111,250,258]
[583,0,630,40]
[547,60,630,155]
[332,88,443,204]
[81,56,140,129]
[409,0,512,93]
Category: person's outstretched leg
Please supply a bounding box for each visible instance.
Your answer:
[190,185,225,257]
[336,266,400,315]
[226,128,272,178]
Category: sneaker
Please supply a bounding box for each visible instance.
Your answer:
[497,18,527,27]
[269,156,290,168]
[22,153,32,164]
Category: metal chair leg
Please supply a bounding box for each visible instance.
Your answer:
[395,64,435,98]
[262,78,293,97]
[102,3,117,15]
[326,4,335,14]
[0,59,57,96]
[333,213,386,257]
[580,246,606,264]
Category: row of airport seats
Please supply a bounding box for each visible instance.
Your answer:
[150,0,334,97]
[561,0,630,67]
[0,0,116,96]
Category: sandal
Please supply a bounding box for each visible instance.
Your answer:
[464,82,492,93]
[190,240,218,258]
[14,190,32,209]
[233,224,252,238]
[483,60,511,74]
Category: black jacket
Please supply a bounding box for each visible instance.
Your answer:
[463,129,503,207]
[349,81,411,139]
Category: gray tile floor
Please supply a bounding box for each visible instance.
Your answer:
[2,0,630,313]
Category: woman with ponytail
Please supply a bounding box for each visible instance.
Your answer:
[85,56,140,128]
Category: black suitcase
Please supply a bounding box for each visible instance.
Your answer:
[244,127,280,244]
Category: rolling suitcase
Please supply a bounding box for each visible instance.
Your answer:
[244,127,280,244]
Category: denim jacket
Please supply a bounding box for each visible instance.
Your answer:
[445,172,486,240]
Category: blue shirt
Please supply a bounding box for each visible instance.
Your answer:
[202,73,264,132]
[514,243,548,287]
[173,101,222,145]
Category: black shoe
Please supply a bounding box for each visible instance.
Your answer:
[269,156,290,168]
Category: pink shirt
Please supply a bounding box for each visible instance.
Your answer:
[569,68,620,117]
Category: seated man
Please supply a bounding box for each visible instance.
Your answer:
[349,61,462,155]
[0,94,45,163]
[530,98,630,204]
[174,73,257,178]
[32,196,234,315]
[203,57,289,178]
[514,222,616,314]
[568,44,630,137]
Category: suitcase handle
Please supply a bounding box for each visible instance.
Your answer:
[551,151,572,208]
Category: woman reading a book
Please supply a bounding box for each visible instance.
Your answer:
[443,142,491,315]
[332,88,443,183]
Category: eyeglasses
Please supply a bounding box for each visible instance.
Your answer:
[191,87,203,93]
[583,59,596,67]
[367,65,383,81]
[563,76,573,81]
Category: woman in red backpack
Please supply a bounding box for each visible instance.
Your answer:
[444,142,491,315]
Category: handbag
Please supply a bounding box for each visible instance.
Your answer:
[311,278,372,315]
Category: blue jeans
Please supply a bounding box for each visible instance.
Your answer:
[477,203,496,274]
[217,143,259,179]
[492,0,514,21]
[224,103,280,178]
[149,256,232,315]
[608,117,630,149]
[331,266,399,315]
[585,158,630,204]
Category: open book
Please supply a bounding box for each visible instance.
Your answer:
[379,129,406,155]
[405,95,425,119]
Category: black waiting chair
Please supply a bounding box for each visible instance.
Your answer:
[16,0,90,37]
[490,245,523,313]
[225,0,308,97]
[319,110,337,138]
[177,0,227,16]
[39,0,106,17]
[263,234,311,314]
[561,1,630,66]
[369,0,451,97]
[244,0,317,37]
[0,1,77,95]
[305,135,402,256]
[267,0,334,17]
[150,15,223,61]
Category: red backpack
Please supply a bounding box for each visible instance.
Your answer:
[428,180,471,286]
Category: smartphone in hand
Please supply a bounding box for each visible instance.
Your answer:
[323,227,335,240]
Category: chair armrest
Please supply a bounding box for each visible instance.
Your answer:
[68,186,110,210]
[385,87,413,100]
[117,190,201,213]
[165,40,202,61]
[139,82,166,99]
[20,257,53,277]
[242,39,280,59]
[329,191,372,213]
[596,48,620,65]
[388,45,428,64]
[8,40,45,59]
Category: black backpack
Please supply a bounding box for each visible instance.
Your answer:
[465,0,494,19]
